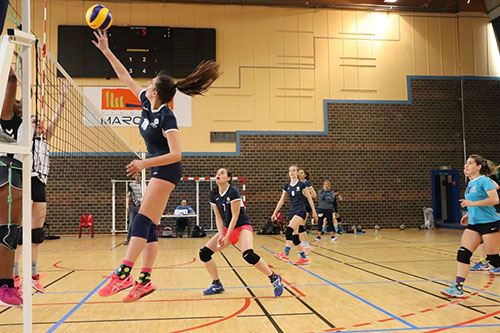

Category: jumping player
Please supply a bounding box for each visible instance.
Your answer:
[199,168,283,297]
[92,29,220,302]
[272,165,318,265]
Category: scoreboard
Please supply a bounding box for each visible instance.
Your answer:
[57,26,216,78]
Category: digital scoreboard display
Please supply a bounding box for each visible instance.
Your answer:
[58,26,216,78]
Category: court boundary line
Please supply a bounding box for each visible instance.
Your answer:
[261,245,417,329]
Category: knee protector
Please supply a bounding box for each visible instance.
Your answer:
[130,213,152,240]
[487,254,500,268]
[285,226,294,240]
[242,249,261,265]
[292,234,301,246]
[298,225,306,233]
[457,246,473,264]
[199,246,214,262]
[32,227,45,244]
[147,223,158,243]
[0,224,20,250]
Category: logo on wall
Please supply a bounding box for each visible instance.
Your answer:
[83,87,192,127]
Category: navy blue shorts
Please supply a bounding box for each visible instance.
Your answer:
[151,162,182,185]
[305,204,312,214]
[289,211,306,221]
[31,177,46,203]
[0,156,22,190]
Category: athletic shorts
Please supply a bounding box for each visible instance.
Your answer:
[0,156,22,190]
[31,177,46,203]
[151,161,182,185]
[305,204,312,214]
[318,208,334,231]
[289,211,306,221]
[224,225,253,245]
[467,221,500,235]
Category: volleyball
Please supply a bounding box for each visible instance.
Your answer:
[85,5,113,31]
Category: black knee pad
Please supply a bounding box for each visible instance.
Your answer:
[242,249,261,265]
[0,224,20,250]
[147,223,158,243]
[130,213,152,240]
[199,246,214,262]
[487,254,500,268]
[298,225,306,233]
[285,226,294,240]
[17,227,23,245]
[292,234,301,246]
[32,227,45,244]
[457,246,473,264]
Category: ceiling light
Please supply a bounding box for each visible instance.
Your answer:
[384,0,398,3]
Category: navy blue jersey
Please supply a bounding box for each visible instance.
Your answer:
[210,185,251,228]
[138,89,178,158]
[283,180,308,215]
[302,180,313,210]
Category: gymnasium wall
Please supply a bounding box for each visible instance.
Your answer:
[46,77,500,234]
[6,1,500,154]
[3,2,500,233]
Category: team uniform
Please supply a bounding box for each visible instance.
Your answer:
[210,185,252,244]
[302,180,313,214]
[31,135,49,203]
[464,176,500,234]
[283,180,308,220]
[138,89,182,185]
[0,113,23,191]
[441,175,500,298]
[99,89,183,301]
[201,184,283,297]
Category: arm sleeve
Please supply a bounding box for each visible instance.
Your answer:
[139,89,148,105]
[161,114,179,133]
[229,187,242,202]
[483,178,497,191]
[209,193,216,205]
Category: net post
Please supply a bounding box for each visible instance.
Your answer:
[196,180,200,226]
[21,0,33,331]
[111,180,116,234]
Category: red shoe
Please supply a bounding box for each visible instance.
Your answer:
[32,274,45,293]
[294,257,309,265]
[98,274,134,297]
[275,252,290,262]
[0,284,23,307]
[123,281,157,302]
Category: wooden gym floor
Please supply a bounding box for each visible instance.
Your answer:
[2,229,500,332]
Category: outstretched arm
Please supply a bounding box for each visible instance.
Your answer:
[92,30,142,96]
[45,81,69,141]
[1,68,17,121]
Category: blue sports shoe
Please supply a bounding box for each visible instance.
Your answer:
[470,262,490,271]
[203,283,224,295]
[440,284,465,298]
[271,274,283,297]
[489,267,500,274]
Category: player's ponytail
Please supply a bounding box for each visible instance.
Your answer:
[469,154,499,177]
[176,61,221,97]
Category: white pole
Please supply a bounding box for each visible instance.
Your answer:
[196,181,200,226]
[22,0,33,331]
[124,181,129,231]
[111,180,116,234]
[210,180,213,230]
[141,152,146,195]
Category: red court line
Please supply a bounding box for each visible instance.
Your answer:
[52,258,196,271]
[169,297,251,333]
[424,309,500,333]
[281,277,306,297]
[27,294,300,307]
[322,273,496,333]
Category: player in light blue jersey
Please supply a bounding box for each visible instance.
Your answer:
[441,155,500,298]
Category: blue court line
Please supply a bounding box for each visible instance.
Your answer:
[261,246,417,329]
[47,278,108,332]
[318,323,500,333]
